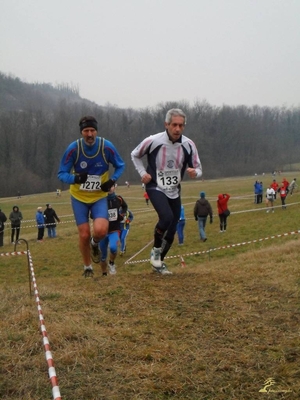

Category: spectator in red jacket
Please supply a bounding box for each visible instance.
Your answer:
[271,179,279,199]
[217,193,230,232]
[279,185,287,209]
[282,178,289,193]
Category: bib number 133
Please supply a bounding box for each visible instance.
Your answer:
[157,169,180,190]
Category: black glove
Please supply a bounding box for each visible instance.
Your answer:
[195,217,198,221]
[74,173,88,184]
[101,179,115,192]
[210,218,213,224]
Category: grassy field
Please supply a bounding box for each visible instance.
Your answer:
[0,173,299,399]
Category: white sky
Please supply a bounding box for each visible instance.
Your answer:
[1,0,300,109]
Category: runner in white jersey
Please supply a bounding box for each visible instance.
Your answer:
[131,108,202,274]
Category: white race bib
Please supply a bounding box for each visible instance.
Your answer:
[108,208,118,221]
[156,169,180,192]
[80,175,101,191]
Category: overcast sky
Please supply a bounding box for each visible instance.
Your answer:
[1,0,299,110]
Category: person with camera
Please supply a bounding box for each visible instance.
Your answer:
[217,193,230,232]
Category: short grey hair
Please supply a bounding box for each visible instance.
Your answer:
[165,108,187,125]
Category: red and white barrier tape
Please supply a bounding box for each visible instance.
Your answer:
[125,229,300,265]
[28,250,62,400]
[0,250,28,257]
[3,219,76,230]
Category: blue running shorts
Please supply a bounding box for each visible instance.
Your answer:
[71,196,108,226]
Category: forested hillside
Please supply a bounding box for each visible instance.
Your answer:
[1,72,300,197]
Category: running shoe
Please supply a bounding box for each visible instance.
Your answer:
[152,262,173,275]
[150,247,162,268]
[108,261,117,275]
[83,265,94,278]
[90,239,101,263]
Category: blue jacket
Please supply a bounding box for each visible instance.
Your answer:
[36,211,45,227]
[254,181,260,194]
[254,181,263,195]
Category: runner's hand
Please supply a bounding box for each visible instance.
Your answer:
[101,179,115,192]
[74,173,88,184]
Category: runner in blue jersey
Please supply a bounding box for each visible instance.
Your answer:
[58,116,125,277]
[131,108,202,274]
[99,184,128,276]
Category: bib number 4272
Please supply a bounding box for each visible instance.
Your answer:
[80,175,101,191]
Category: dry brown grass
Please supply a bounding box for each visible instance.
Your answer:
[0,175,299,399]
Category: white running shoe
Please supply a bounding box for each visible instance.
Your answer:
[150,247,162,268]
[153,262,173,275]
[108,261,117,275]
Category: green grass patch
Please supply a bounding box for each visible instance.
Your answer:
[0,174,300,399]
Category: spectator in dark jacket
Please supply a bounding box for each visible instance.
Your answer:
[194,192,213,242]
[44,204,60,238]
[9,205,23,244]
[0,208,7,247]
